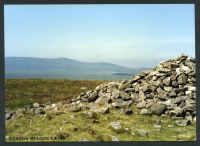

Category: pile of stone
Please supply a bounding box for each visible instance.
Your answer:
[69,55,196,124]
[5,102,47,120]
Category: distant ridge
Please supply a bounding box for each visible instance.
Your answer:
[5,57,149,80]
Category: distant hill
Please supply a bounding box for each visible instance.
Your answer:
[5,57,149,80]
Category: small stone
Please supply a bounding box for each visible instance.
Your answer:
[174,96,186,104]
[175,119,191,126]
[95,96,109,105]
[109,122,124,133]
[131,93,137,100]
[123,108,133,115]
[167,125,174,128]
[111,99,124,108]
[184,99,196,111]
[139,90,146,100]
[111,136,120,141]
[185,116,193,122]
[125,88,135,92]
[34,108,45,115]
[44,105,52,110]
[181,65,191,73]
[171,63,180,68]
[80,138,89,141]
[118,82,131,90]
[87,111,98,119]
[157,68,170,73]
[5,112,14,120]
[140,108,150,115]
[169,90,176,97]
[187,86,196,92]
[163,77,171,86]
[33,102,40,108]
[154,124,161,129]
[172,81,178,87]
[185,91,192,95]
[162,99,172,106]
[70,106,81,112]
[193,116,196,123]
[169,107,184,116]
[88,92,98,102]
[136,101,146,109]
[150,103,167,115]
[122,100,133,106]
[132,75,141,82]
[158,94,169,101]
[176,68,182,75]
[156,87,164,94]
[131,132,136,136]
[177,74,187,85]
[86,90,93,95]
[174,88,186,94]
[164,86,173,92]
[140,84,151,92]
[81,97,88,102]
[99,107,109,114]
[119,91,131,101]
[179,101,186,108]
[137,129,148,137]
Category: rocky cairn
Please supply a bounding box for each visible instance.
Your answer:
[69,55,196,125]
[5,55,196,126]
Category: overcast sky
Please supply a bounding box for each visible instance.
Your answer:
[4,4,195,68]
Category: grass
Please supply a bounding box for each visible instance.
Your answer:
[5,79,107,110]
[5,79,196,141]
[5,106,196,142]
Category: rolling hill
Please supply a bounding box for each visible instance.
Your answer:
[5,57,149,80]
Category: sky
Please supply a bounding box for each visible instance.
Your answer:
[4,4,195,68]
